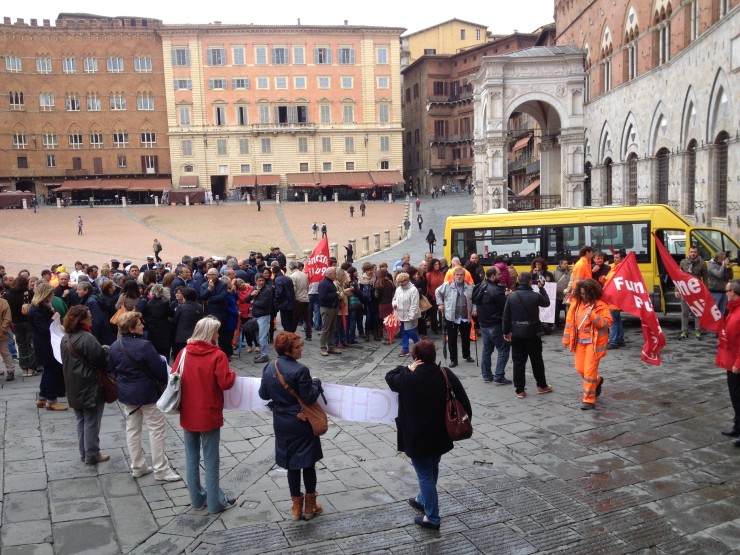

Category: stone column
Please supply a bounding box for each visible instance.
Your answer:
[276,191,281,203]
[397,225,403,240]
[330,242,338,260]
[154,196,159,207]
[559,129,586,208]
[122,196,127,207]
[302,249,312,262]
[22,199,27,210]
[56,198,61,208]
[286,253,296,265]
[374,233,381,252]
[304,192,309,203]
[539,135,561,198]
[361,235,369,257]
[384,230,391,247]
[334,192,339,202]
[246,194,251,205]
[473,135,507,214]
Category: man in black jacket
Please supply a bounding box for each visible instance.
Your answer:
[472,267,511,385]
[200,269,231,357]
[273,266,296,332]
[503,272,552,398]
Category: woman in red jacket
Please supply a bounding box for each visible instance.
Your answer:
[717,279,740,446]
[175,316,237,513]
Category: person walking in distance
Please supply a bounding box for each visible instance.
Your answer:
[415,198,421,212]
[256,198,261,212]
[349,205,355,218]
[425,229,436,254]
[321,223,327,238]
[502,272,552,399]
[417,214,424,231]
[77,216,84,235]
[360,202,366,217]
[152,239,163,263]
[311,222,318,240]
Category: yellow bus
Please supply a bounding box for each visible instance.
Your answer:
[444,204,740,312]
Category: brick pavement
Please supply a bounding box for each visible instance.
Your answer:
[1,193,738,554]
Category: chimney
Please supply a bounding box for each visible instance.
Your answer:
[344,20,348,25]
[4,17,11,25]
[43,19,50,26]
[297,18,301,25]
[30,19,37,26]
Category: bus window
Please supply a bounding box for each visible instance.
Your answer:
[691,229,739,261]
[547,225,584,265]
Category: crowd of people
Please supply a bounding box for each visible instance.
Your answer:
[0,234,737,530]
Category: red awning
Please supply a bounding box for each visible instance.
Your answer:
[286,172,321,187]
[512,136,531,152]
[127,178,171,191]
[518,179,540,196]
[319,172,341,186]
[256,174,280,186]
[179,175,199,188]
[233,175,257,187]
[342,171,374,188]
[369,171,404,186]
[56,179,103,191]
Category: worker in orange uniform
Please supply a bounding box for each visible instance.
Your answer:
[563,245,593,305]
[562,278,612,410]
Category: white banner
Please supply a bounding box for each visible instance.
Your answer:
[51,318,64,363]
[223,377,399,425]
[539,282,557,324]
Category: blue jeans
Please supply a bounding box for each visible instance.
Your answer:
[480,324,510,381]
[255,315,270,356]
[411,455,441,525]
[308,294,322,330]
[401,322,420,352]
[711,292,728,317]
[183,428,229,513]
[348,310,358,342]
[74,402,105,462]
[7,331,17,358]
[608,309,624,345]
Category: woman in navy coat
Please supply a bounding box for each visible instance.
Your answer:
[259,331,324,521]
[109,311,180,482]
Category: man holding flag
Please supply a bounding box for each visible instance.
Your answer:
[676,246,709,340]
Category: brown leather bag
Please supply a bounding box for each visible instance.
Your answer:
[274,360,328,436]
[440,366,472,441]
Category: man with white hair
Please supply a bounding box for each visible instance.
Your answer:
[435,267,474,368]
[289,261,311,341]
[443,257,473,284]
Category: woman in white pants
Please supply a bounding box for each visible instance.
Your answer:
[109,311,180,481]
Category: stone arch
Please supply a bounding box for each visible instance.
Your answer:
[648,101,670,154]
[598,121,614,162]
[653,0,673,23]
[503,91,567,135]
[600,25,613,58]
[680,86,700,150]
[620,112,641,161]
[706,69,732,144]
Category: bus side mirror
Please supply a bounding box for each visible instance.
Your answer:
[443,239,447,247]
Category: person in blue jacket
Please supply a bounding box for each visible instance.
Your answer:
[201,268,232,357]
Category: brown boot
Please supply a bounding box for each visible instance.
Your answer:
[46,401,68,411]
[291,494,304,521]
[304,492,323,520]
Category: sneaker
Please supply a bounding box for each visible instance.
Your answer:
[517,390,526,399]
[464,356,475,363]
[254,355,269,363]
[398,351,409,357]
[482,377,494,383]
[493,378,513,385]
[596,376,604,398]
[536,385,553,394]
[220,498,237,513]
[695,331,702,340]
[132,466,153,478]
[155,472,182,482]
[606,344,619,350]
[581,402,595,410]
[679,331,688,339]
[414,515,440,530]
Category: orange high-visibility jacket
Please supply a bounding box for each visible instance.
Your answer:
[568,256,592,289]
[603,261,622,310]
[562,300,612,357]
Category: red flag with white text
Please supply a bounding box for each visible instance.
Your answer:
[305,237,330,283]
[602,252,666,365]
[653,233,725,336]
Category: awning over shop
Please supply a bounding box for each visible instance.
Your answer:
[369,171,404,186]
[127,178,171,191]
[512,136,531,152]
[286,172,321,187]
[233,175,257,187]
[319,172,341,186]
[518,179,540,196]
[343,171,374,188]
[56,180,103,191]
[256,174,280,186]
[179,175,200,188]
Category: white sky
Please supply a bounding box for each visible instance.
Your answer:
[2,1,554,36]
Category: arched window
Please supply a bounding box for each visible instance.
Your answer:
[604,158,613,204]
[627,153,638,205]
[714,132,729,218]
[655,148,670,203]
[685,140,697,215]
[584,162,592,206]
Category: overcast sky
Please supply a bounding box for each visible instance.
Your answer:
[2,1,554,35]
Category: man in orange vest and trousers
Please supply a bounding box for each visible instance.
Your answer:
[562,278,612,410]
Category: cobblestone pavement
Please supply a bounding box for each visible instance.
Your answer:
[2,193,739,554]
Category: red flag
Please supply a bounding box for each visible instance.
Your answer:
[305,237,330,283]
[653,233,725,335]
[602,252,666,365]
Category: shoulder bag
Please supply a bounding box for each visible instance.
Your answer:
[156,348,186,414]
[64,336,117,404]
[110,304,127,325]
[21,291,32,316]
[439,366,472,441]
[418,294,432,312]
[274,360,328,436]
